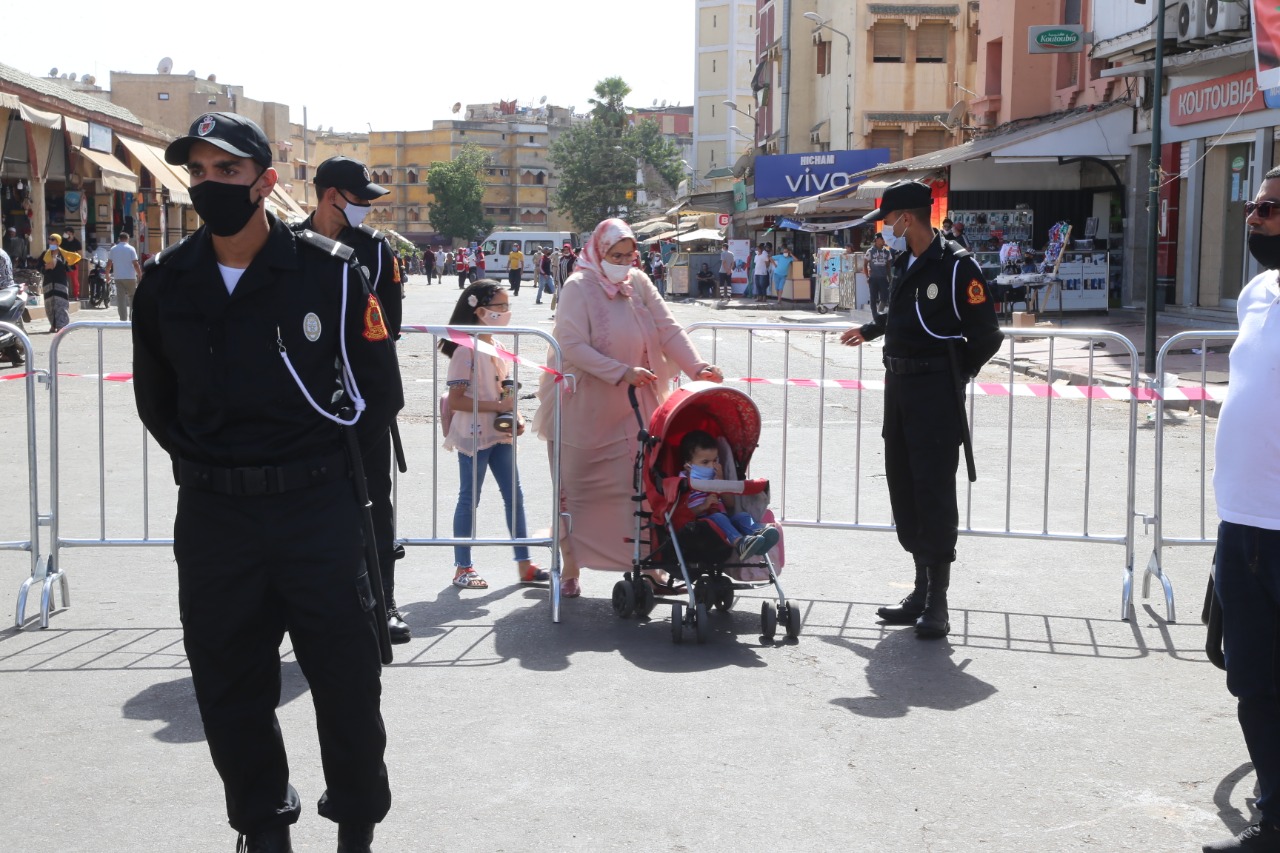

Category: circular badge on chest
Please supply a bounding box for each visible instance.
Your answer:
[926,283,939,300]
[303,312,322,342]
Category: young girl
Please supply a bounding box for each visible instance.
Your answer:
[441,280,548,589]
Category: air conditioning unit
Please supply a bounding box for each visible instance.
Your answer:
[1205,0,1249,36]
[1177,0,1206,42]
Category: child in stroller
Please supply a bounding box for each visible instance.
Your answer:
[677,430,780,562]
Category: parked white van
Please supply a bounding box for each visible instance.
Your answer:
[480,230,580,280]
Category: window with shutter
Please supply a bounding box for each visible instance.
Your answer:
[873,22,906,63]
[869,129,904,161]
[816,40,831,76]
[916,23,948,63]
[913,129,947,156]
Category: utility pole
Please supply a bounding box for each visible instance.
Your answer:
[1143,1,1168,376]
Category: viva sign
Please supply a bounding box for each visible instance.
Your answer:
[754,149,891,200]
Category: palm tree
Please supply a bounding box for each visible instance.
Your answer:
[588,77,632,129]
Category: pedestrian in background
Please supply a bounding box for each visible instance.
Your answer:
[718,242,734,298]
[62,228,82,300]
[863,232,892,316]
[133,112,401,853]
[106,232,142,321]
[507,242,524,296]
[41,233,79,332]
[4,226,27,265]
[752,243,770,303]
[536,246,554,305]
[1202,167,1280,853]
[455,246,471,289]
[839,180,1001,640]
[424,245,437,284]
[550,241,575,312]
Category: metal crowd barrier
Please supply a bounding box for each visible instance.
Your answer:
[2,322,66,628]
[685,321,1142,619]
[1144,330,1237,624]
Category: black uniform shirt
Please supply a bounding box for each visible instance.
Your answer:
[132,215,403,468]
[859,230,1003,378]
[302,216,403,338]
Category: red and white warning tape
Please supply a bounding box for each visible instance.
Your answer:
[1,368,1227,402]
[400,324,568,382]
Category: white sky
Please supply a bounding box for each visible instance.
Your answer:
[5,0,696,132]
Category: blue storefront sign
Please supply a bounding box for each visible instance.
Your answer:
[753,149,891,199]
[1265,85,1280,109]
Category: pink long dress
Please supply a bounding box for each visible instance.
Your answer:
[533,270,710,571]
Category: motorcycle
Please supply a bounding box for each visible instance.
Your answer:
[87,257,109,309]
[0,277,30,366]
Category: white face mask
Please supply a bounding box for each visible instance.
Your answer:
[883,217,907,252]
[339,199,371,228]
[602,260,633,284]
[481,308,511,326]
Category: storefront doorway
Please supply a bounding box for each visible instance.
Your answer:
[1220,141,1252,306]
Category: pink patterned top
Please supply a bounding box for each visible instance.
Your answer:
[443,347,513,456]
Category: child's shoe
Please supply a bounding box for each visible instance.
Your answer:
[518,563,550,583]
[756,526,780,553]
[737,534,765,560]
[453,568,488,589]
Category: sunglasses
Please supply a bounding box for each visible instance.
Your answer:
[1245,200,1280,219]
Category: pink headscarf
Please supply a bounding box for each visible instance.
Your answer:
[577,218,637,298]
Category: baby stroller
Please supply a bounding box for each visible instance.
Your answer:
[612,382,800,644]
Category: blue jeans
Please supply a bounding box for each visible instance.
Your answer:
[703,511,763,544]
[536,273,553,303]
[453,442,529,567]
[1215,520,1280,823]
[753,274,768,297]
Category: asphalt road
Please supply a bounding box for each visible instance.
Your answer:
[0,274,1243,852]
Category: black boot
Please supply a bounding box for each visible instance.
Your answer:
[236,826,292,853]
[1202,820,1280,851]
[876,563,928,625]
[387,599,411,644]
[915,562,951,638]
[337,823,375,853]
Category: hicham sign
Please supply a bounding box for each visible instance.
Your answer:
[1171,70,1264,126]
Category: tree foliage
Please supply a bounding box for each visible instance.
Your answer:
[427,143,492,243]
[550,78,685,233]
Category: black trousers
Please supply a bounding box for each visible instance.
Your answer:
[882,370,962,565]
[508,268,522,294]
[174,475,391,835]
[365,429,397,602]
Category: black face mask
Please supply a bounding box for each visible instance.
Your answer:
[1248,232,1280,270]
[190,172,263,237]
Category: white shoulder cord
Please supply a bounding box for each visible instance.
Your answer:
[275,262,367,426]
[915,258,966,341]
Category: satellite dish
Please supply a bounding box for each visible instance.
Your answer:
[49,67,58,77]
[68,72,76,81]
[732,152,754,178]
[85,75,96,85]
[661,100,668,108]
[186,69,196,77]
[936,101,968,130]
[80,73,90,82]
[652,98,658,106]
[157,57,172,74]
[328,126,333,132]
[452,102,462,114]
[207,73,217,82]
[539,95,547,104]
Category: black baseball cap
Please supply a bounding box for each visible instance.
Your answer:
[164,112,273,168]
[864,180,933,222]
[315,156,388,200]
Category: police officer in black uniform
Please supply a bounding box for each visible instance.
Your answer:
[302,156,409,645]
[131,113,402,853]
[840,180,1002,638]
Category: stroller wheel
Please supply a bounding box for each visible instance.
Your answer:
[785,600,803,640]
[760,601,777,642]
[611,579,636,619]
[670,602,684,644]
[713,576,735,612]
[634,576,656,618]
[694,603,709,645]
[694,578,711,606]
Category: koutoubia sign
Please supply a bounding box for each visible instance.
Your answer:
[1027,25,1085,54]
[1170,69,1265,126]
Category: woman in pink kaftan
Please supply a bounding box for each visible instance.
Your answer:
[533,219,722,597]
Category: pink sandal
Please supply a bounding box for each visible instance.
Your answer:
[560,577,581,598]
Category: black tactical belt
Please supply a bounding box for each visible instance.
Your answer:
[178,450,347,496]
[883,355,950,375]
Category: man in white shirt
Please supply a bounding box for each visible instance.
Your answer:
[1204,166,1280,853]
[106,232,142,320]
[751,244,770,303]
[718,243,734,299]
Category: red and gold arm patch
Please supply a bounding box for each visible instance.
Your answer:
[966,279,987,305]
[362,294,390,341]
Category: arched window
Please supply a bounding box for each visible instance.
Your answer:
[406,169,418,184]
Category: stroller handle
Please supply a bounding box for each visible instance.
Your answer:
[628,384,645,429]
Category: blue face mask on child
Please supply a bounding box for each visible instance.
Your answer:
[688,464,715,480]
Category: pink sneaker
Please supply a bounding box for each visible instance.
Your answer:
[561,577,581,598]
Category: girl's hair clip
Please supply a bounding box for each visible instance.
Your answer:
[467,294,478,307]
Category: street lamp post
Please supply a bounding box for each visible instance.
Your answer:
[722,99,759,160]
[1142,1,1168,377]
[804,12,852,150]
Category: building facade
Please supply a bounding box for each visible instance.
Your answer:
[696,0,759,190]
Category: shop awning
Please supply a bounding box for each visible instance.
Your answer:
[63,116,89,138]
[854,101,1133,181]
[118,136,192,206]
[266,186,307,222]
[75,146,138,193]
[18,102,62,129]
[676,228,725,244]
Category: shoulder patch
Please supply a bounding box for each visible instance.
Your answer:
[362,294,390,342]
[966,279,987,305]
[357,223,384,241]
[295,229,355,264]
[142,235,191,271]
[945,239,972,259]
